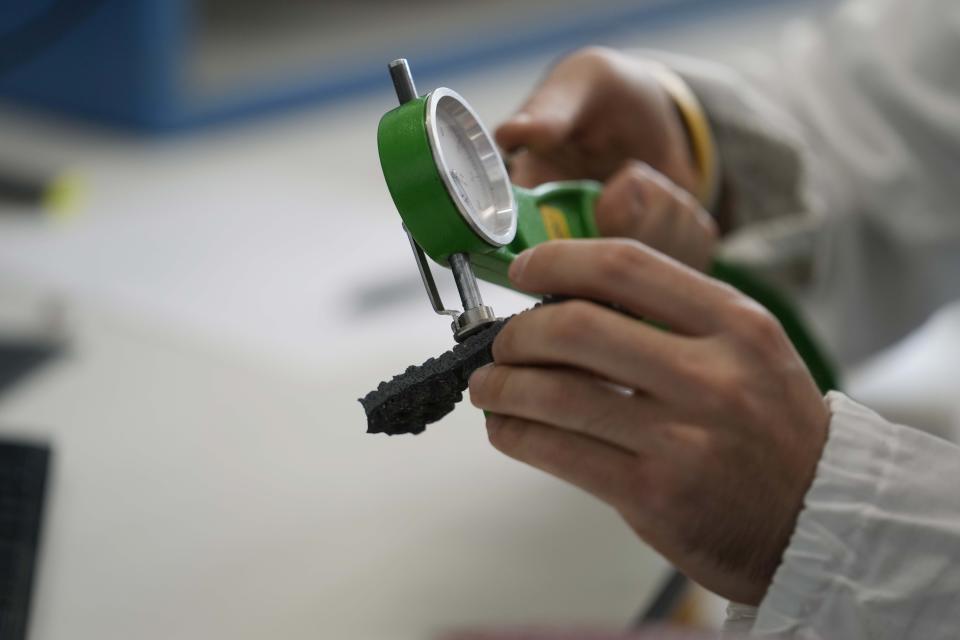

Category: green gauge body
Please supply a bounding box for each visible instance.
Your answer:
[377,90,838,393]
[378,93,599,283]
[470,182,601,288]
[378,95,491,259]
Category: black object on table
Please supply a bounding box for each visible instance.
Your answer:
[0,340,61,399]
[0,441,50,640]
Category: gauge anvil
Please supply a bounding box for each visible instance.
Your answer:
[380,59,601,341]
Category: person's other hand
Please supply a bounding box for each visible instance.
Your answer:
[497,47,697,194]
[595,162,717,272]
[468,240,830,605]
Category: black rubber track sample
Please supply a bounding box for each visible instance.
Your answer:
[360,319,507,436]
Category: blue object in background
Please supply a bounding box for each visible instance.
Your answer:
[0,1,181,129]
[0,0,793,133]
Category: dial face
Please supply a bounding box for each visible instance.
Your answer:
[426,90,516,247]
[436,112,495,220]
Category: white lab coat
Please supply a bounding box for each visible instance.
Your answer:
[670,0,960,366]
[662,0,960,637]
[728,393,960,638]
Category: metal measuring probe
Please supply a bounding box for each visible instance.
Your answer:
[388,58,499,342]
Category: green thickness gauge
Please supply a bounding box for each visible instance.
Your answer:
[377,59,836,392]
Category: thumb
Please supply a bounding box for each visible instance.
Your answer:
[494,112,558,154]
[494,89,576,154]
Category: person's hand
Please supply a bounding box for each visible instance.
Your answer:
[497,47,697,194]
[498,47,717,270]
[594,161,717,272]
[467,240,830,605]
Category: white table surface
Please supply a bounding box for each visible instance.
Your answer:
[0,299,669,639]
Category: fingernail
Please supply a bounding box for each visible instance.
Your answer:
[509,111,532,126]
[509,248,534,283]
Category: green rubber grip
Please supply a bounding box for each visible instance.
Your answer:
[469,181,602,287]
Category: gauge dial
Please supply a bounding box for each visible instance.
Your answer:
[425,89,516,247]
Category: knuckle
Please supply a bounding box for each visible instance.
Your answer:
[487,418,525,452]
[595,241,645,283]
[710,370,754,415]
[597,170,648,237]
[580,401,628,443]
[567,46,620,71]
[674,354,745,415]
[617,158,653,182]
[680,346,769,420]
[717,375,771,426]
[529,374,571,414]
[618,162,659,196]
[625,165,662,206]
[673,187,701,213]
[694,384,727,417]
[623,159,655,183]
[473,366,512,407]
[491,312,529,362]
[728,301,788,353]
[545,300,598,344]
[713,280,745,306]
[691,204,719,239]
[673,356,715,392]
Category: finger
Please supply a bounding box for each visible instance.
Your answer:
[485,413,637,509]
[506,149,573,188]
[469,363,673,453]
[492,301,696,398]
[596,162,717,271]
[494,80,582,154]
[509,239,737,336]
[495,112,563,155]
[594,161,675,239]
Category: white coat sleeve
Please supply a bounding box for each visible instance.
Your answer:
[665,0,960,365]
[736,392,960,639]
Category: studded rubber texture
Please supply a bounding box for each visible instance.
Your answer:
[360,319,507,436]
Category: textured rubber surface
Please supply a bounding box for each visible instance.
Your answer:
[360,319,507,436]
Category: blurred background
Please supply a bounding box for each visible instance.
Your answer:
[1,0,958,638]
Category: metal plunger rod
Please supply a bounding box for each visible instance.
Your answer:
[448,252,485,310]
[389,59,418,104]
